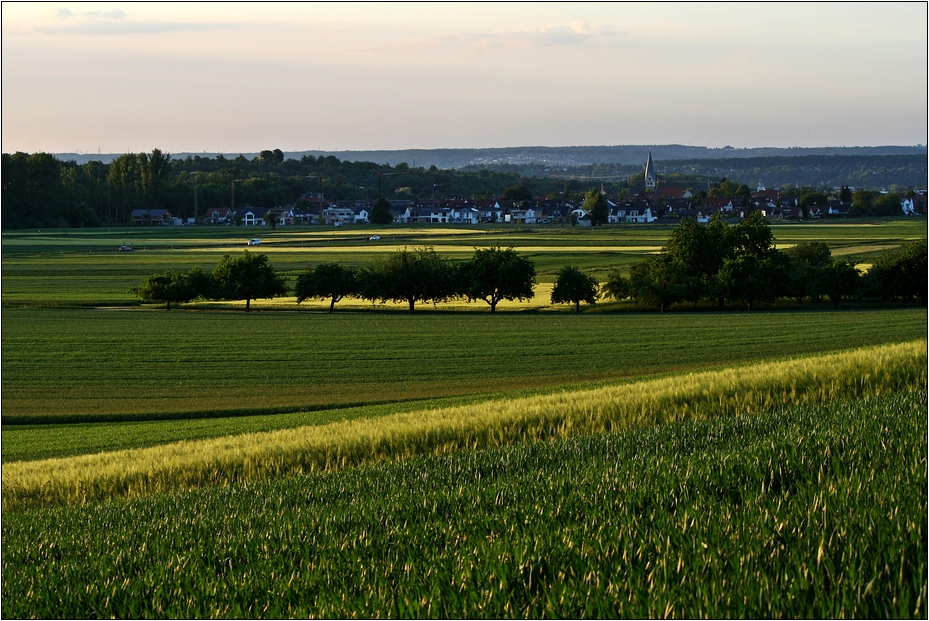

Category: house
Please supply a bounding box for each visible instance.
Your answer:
[900,195,926,215]
[573,209,591,227]
[322,205,356,225]
[449,205,480,224]
[827,199,850,216]
[475,201,504,223]
[233,206,270,226]
[273,206,295,226]
[412,206,451,223]
[131,209,171,225]
[610,199,657,224]
[293,205,318,224]
[705,198,736,212]
[203,207,231,224]
[507,206,540,224]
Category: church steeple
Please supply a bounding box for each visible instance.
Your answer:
[644,151,657,191]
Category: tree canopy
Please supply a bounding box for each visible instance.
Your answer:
[551,265,599,312]
[584,190,609,226]
[370,197,394,225]
[210,250,288,311]
[295,263,359,313]
[360,247,456,313]
[458,246,536,313]
[130,268,209,310]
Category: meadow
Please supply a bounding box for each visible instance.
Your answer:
[2,220,926,617]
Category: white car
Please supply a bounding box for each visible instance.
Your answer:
[368,235,381,241]
[248,238,261,246]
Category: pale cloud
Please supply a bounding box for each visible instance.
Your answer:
[38,7,221,35]
[397,19,600,52]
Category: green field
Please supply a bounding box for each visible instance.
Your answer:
[2,390,925,617]
[2,219,923,305]
[2,221,926,617]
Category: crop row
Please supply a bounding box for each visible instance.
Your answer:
[2,389,924,618]
[4,307,925,424]
[3,340,923,510]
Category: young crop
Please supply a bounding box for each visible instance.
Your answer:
[5,307,924,424]
[3,340,924,510]
[2,391,925,618]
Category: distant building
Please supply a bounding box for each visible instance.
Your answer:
[644,151,657,192]
[131,209,172,225]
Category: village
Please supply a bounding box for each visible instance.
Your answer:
[128,155,928,228]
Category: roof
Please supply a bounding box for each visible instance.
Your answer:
[130,209,171,217]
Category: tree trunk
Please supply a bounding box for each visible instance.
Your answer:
[246,298,251,312]
[575,301,581,313]
[408,298,415,313]
[166,301,171,311]
[329,298,336,313]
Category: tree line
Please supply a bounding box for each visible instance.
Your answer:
[2,149,599,230]
[132,218,926,313]
[131,246,537,313]
[605,214,927,311]
[489,154,927,193]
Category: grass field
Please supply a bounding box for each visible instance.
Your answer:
[2,220,926,617]
[2,389,924,617]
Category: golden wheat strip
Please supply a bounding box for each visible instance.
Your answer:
[3,340,925,510]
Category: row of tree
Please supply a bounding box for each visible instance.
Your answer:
[131,245,616,314]
[603,214,927,311]
[132,232,925,316]
[131,247,538,313]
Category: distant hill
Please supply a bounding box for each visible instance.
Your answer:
[53,144,927,168]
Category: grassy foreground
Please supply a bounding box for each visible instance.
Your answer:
[3,340,924,510]
[2,389,925,618]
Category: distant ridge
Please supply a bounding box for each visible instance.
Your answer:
[52,144,926,168]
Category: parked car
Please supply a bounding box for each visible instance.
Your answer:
[118,245,132,252]
[368,235,381,241]
[248,238,261,246]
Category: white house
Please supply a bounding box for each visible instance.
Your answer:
[449,206,480,224]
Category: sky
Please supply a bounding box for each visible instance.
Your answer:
[2,2,926,154]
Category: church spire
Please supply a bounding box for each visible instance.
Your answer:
[644,150,657,191]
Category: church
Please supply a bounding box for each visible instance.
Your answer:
[644,151,657,191]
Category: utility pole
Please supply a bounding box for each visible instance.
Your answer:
[306,175,324,223]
